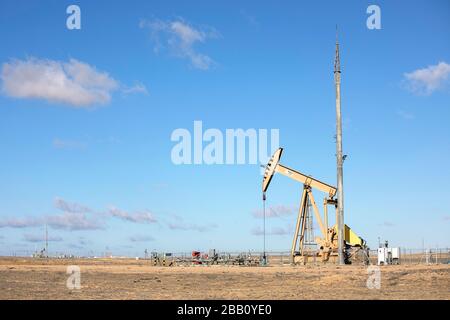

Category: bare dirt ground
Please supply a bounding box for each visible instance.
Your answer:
[0,257,448,300]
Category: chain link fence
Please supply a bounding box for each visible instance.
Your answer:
[3,248,450,266]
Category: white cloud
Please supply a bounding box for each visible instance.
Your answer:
[1,57,119,107]
[251,226,291,236]
[53,139,87,150]
[404,62,450,95]
[54,197,91,214]
[140,18,218,70]
[46,212,104,230]
[0,217,42,228]
[240,10,260,28]
[252,205,295,219]
[0,209,102,231]
[397,110,415,120]
[167,219,217,232]
[129,235,154,242]
[24,233,63,243]
[108,206,157,224]
[122,82,149,95]
[379,221,395,227]
[0,198,165,231]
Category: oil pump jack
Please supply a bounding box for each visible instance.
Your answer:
[262,148,368,265]
[261,31,368,265]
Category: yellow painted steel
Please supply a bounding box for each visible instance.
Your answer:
[275,164,337,198]
[333,224,364,246]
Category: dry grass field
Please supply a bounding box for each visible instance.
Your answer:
[0,257,448,300]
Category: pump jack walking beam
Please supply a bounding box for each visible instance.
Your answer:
[262,148,337,198]
[275,164,337,199]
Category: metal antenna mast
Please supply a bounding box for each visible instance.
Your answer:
[334,26,345,265]
[45,224,48,258]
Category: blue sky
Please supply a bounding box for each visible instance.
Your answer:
[0,0,449,257]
